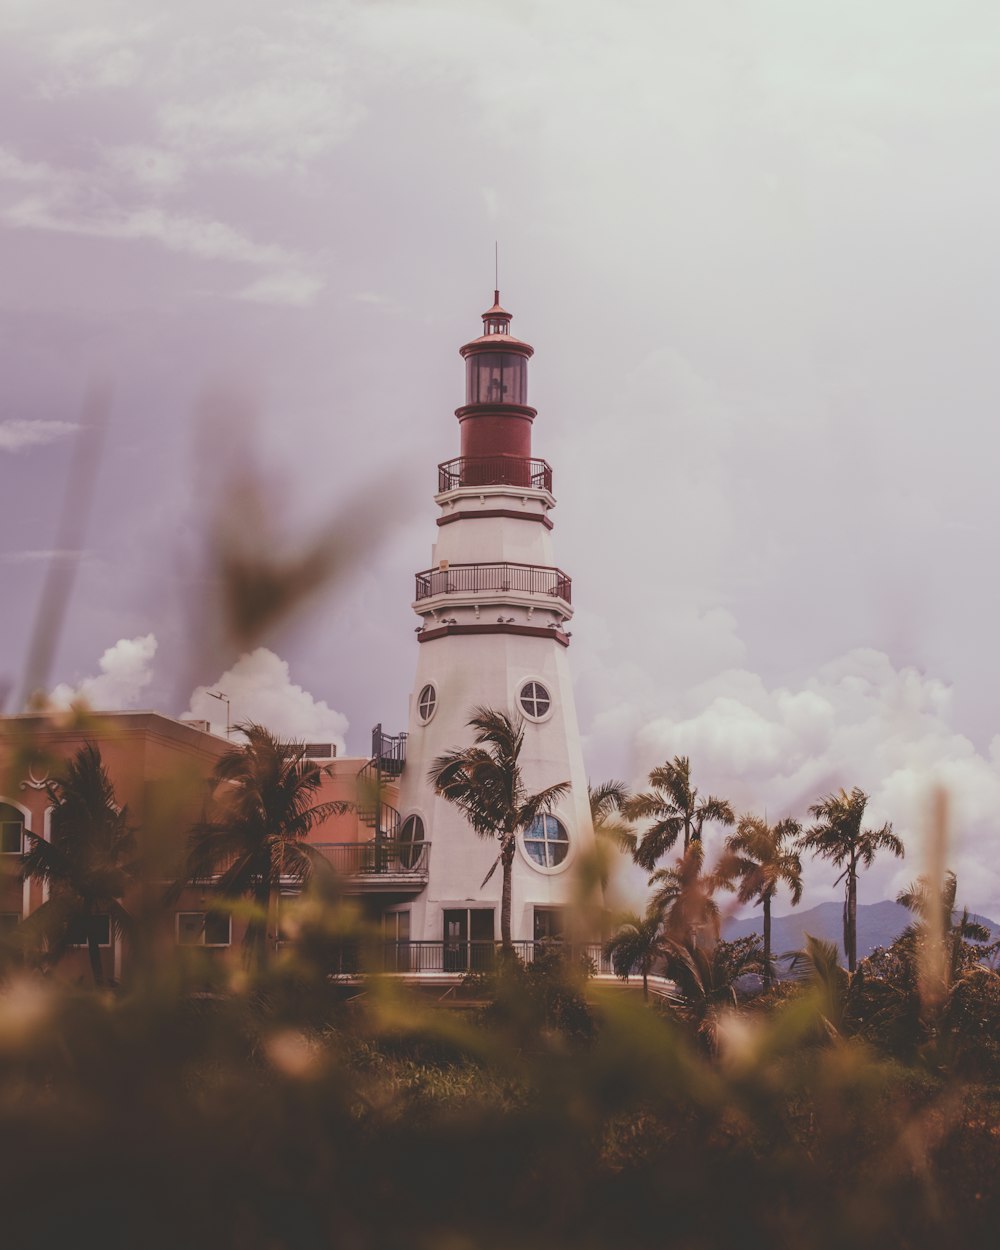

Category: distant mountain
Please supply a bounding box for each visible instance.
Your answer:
[723,900,1000,963]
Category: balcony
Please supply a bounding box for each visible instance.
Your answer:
[314,840,429,893]
[437,456,552,494]
[415,561,571,605]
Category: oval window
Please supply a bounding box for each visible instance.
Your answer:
[417,684,437,723]
[519,680,551,720]
[523,814,569,868]
[399,815,425,871]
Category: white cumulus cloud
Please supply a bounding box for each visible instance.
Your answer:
[49,634,158,710]
[630,647,1000,917]
[187,648,348,754]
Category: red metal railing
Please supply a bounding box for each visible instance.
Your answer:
[415,561,571,604]
[437,456,552,493]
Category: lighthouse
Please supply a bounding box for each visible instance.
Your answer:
[390,292,598,960]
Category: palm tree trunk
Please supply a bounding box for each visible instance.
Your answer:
[500,839,515,950]
[763,894,772,989]
[845,866,858,973]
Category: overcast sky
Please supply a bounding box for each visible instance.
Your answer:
[4,0,1000,914]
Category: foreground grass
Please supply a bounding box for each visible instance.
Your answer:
[3,958,998,1250]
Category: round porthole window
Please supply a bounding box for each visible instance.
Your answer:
[417,684,437,723]
[518,680,551,720]
[399,815,425,870]
[523,814,569,868]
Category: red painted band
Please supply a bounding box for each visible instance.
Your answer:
[436,509,554,529]
[417,623,570,647]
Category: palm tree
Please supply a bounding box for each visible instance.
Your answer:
[430,707,570,951]
[722,815,803,988]
[648,841,722,947]
[183,723,349,968]
[604,905,664,1000]
[661,935,763,1050]
[588,779,635,892]
[624,755,734,870]
[588,779,636,855]
[787,934,852,1036]
[21,742,136,986]
[799,787,903,973]
[897,871,991,986]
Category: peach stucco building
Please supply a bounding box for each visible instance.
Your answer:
[0,711,398,981]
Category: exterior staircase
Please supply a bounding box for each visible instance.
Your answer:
[356,723,406,844]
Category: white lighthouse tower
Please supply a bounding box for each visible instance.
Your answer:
[391,291,597,962]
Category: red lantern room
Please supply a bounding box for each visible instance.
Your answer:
[456,291,537,467]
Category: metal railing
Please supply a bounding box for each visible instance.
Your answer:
[314,841,430,877]
[371,724,406,776]
[415,561,571,604]
[325,940,618,976]
[438,456,553,493]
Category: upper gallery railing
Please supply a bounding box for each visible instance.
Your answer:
[313,841,430,877]
[437,456,553,493]
[414,562,571,604]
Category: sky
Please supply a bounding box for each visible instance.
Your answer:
[4,0,1000,914]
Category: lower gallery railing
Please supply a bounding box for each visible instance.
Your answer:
[324,940,622,976]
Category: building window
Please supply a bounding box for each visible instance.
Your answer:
[534,907,566,941]
[68,915,111,947]
[177,911,231,947]
[523,814,569,868]
[0,804,24,854]
[399,815,425,870]
[417,684,437,723]
[518,680,551,720]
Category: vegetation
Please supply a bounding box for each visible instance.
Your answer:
[430,707,569,950]
[800,787,905,971]
[624,754,734,868]
[722,814,803,987]
[181,722,349,968]
[20,742,136,985]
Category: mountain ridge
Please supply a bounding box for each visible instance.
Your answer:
[722,899,1000,961]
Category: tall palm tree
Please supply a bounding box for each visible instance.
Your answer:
[430,707,570,951]
[799,787,903,973]
[21,742,136,986]
[183,723,349,967]
[624,755,734,870]
[604,905,664,1000]
[722,814,803,988]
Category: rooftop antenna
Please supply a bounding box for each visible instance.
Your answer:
[495,240,499,299]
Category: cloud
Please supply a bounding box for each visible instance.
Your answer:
[6,194,295,268]
[629,647,1000,917]
[0,419,76,452]
[102,143,186,192]
[49,634,158,710]
[236,270,324,307]
[187,648,348,754]
[0,144,307,279]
